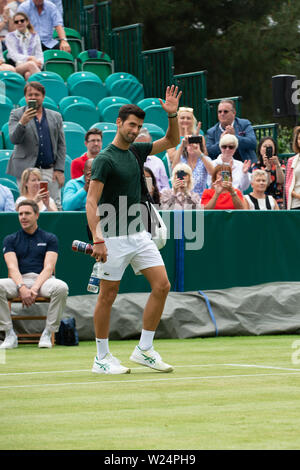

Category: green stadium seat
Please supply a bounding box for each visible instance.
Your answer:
[105,72,140,91]
[76,50,113,82]
[28,71,64,83]
[43,49,75,81]
[98,96,130,120]
[1,123,13,150]
[67,71,107,106]
[109,79,144,104]
[252,123,279,144]
[142,122,165,141]
[0,177,19,200]
[0,96,13,128]
[0,72,26,105]
[59,96,95,114]
[143,104,168,131]
[64,155,72,183]
[18,95,59,112]
[62,122,86,159]
[0,158,16,184]
[35,79,68,104]
[90,122,117,132]
[137,98,161,109]
[62,102,99,131]
[53,28,84,59]
[102,129,117,149]
[100,103,125,123]
[0,149,13,160]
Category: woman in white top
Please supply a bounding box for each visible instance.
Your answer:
[244,169,279,210]
[5,11,43,79]
[16,168,58,212]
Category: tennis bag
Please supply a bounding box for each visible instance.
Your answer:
[130,144,167,250]
[55,318,79,346]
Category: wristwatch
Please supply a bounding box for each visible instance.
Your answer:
[16,283,25,291]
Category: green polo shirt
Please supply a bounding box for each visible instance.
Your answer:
[91,142,152,236]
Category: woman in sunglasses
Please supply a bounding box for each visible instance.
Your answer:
[5,12,43,79]
[207,134,251,193]
[160,163,201,210]
[201,164,245,210]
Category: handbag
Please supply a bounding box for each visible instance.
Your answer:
[130,144,167,250]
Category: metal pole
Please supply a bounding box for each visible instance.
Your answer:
[91,0,99,49]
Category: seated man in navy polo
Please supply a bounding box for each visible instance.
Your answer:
[0,199,68,349]
[206,99,257,163]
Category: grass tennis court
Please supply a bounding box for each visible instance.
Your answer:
[1,335,300,450]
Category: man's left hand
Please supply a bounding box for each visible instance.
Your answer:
[53,170,65,188]
[59,40,71,53]
[160,85,182,114]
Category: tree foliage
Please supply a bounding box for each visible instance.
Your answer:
[111,0,300,123]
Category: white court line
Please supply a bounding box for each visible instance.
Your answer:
[0,363,300,377]
[0,370,300,390]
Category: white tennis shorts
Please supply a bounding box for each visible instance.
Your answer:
[98,230,164,281]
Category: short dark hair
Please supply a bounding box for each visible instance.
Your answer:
[17,199,40,214]
[118,104,145,122]
[85,128,103,142]
[24,81,45,96]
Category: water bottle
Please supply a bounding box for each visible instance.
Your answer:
[87,262,101,293]
[72,240,93,255]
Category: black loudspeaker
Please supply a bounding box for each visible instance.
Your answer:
[272,75,299,117]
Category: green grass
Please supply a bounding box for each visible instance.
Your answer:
[0,335,300,450]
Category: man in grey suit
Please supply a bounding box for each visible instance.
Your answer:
[6,81,66,209]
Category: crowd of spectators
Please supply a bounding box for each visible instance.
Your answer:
[0,2,295,215]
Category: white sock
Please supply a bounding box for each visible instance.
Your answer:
[138,329,155,351]
[96,338,109,360]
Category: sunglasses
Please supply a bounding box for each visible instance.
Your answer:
[218,109,231,114]
[221,145,235,150]
[14,19,26,24]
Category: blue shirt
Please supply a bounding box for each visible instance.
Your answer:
[0,184,15,212]
[3,228,58,275]
[62,175,87,211]
[49,0,63,18]
[34,108,54,168]
[18,0,63,48]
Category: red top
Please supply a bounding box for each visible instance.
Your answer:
[201,188,244,209]
[71,152,88,179]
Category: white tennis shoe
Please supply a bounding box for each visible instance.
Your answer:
[130,346,173,372]
[92,353,131,375]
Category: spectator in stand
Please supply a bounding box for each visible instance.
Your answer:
[135,128,170,192]
[16,167,58,211]
[201,164,245,210]
[207,134,251,193]
[71,128,102,179]
[253,136,285,209]
[0,0,11,48]
[0,182,15,211]
[5,12,43,79]
[167,106,204,166]
[160,162,201,210]
[206,99,257,163]
[244,169,279,210]
[18,0,70,52]
[284,126,300,210]
[6,81,66,210]
[144,166,160,206]
[5,0,25,29]
[49,0,62,17]
[0,39,15,70]
[172,134,214,198]
[63,158,92,211]
[0,199,68,349]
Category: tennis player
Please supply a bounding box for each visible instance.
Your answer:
[86,85,182,374]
